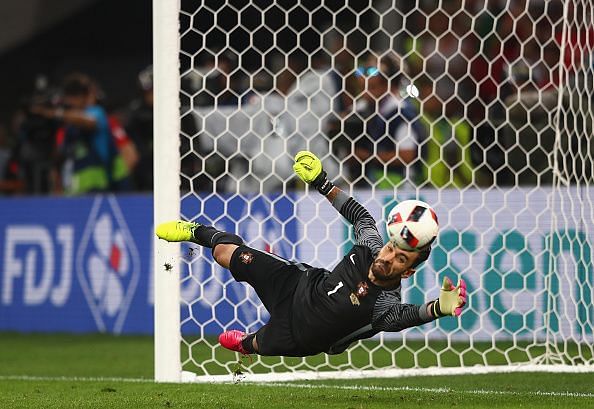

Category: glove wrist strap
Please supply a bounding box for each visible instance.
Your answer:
[313,171,334,196]
[317,179,334,196]
[431,299,447,318]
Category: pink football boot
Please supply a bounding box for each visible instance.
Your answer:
[219,330,250,355]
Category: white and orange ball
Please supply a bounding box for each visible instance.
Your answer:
[386,200,439,251]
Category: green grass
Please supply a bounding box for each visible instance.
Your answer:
[1,332,593,409]
[0,333,153,378]
[182,337,592,375]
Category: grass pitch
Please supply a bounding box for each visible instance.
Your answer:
[1,333,593,409]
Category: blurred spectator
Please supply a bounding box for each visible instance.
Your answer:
[345,52,425,189]
[13,75,61,193]
[0,124,24,194]
[107,114,137,191]
[323,29,359,114]
[500,1,562,185]
[125,65,153,191]
[249,52,338,192]
[32,73,128,195]
[403,2,487,185]
[92,80,137,192]
[405,4,473,112]
[216,51,247,106]
[467,0,533,186]
[323,30,362,163]
[189,50,247,108]
[197,52,339,194]
[418,80,473,188]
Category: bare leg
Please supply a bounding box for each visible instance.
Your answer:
[212,243,239,269]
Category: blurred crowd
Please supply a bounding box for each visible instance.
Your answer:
[185,0,592,194]
[1,0,592,196]
[0,67,154,196]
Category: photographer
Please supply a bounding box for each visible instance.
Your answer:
[14,76,61,194]
[31,73,127,195]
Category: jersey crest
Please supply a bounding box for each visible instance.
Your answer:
[350,281,369,306]
[239,251,254,264]
[356,281,369,298]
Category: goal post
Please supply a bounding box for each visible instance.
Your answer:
[153,0,181,383]
[154,0,594,382]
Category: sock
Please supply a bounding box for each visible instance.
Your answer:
[241,333,256,354]
[192,225,244,248]
[191,225,219,248]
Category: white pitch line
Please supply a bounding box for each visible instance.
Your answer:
[0,375,152,383]
[1,375,593,399]
[252,382,594,399]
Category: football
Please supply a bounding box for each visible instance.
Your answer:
[386,200,439,251]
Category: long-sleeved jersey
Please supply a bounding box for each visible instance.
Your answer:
[291,190,434,354]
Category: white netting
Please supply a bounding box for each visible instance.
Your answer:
[171,0,594,378]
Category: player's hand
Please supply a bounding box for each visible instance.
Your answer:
[432,277,467,317]
[293,151,334,195]
[293,151,322,183]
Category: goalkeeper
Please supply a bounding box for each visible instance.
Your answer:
[156,151,467,357]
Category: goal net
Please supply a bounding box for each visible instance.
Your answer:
[153,0,594,382]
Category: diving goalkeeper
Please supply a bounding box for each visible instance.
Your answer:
[156,151,467,357]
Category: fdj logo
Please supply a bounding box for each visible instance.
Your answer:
[77,196,140,333]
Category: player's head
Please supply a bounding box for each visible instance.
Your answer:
[356,52,406,101]
[371,241,431,283]
[62,73,95,109]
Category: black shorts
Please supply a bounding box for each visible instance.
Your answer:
[229,245,313,356]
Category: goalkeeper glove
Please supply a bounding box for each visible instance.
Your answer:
[293,151,334,196]
[431,277,467,317]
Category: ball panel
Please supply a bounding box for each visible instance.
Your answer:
[400,225,419,248]
[386,199,439,251]
[406,205,427,222]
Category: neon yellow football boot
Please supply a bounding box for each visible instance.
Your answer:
[155,220,200,242]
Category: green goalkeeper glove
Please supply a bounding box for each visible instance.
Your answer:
[431,277,467,317]
[293,151,334,195]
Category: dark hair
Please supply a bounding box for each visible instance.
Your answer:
[378,53,407,90]
[62,73,93,97]
[411,244,432,269]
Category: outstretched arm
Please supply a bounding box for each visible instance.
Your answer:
[30,106,98,130]
[293,151,383,253]
[376,302,435,333]
[328,187,384,253]
[380,277,468,332]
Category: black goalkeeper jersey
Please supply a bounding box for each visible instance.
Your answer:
[290,192,433,354]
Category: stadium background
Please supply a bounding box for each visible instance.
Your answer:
[0,0,153,333]
[1,1,593,407]
[2,190,591,340]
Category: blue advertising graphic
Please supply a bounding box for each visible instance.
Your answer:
[178,193,297,335]
[0,195,153,333]
[1,189,592,341]
[0,193,297,334]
